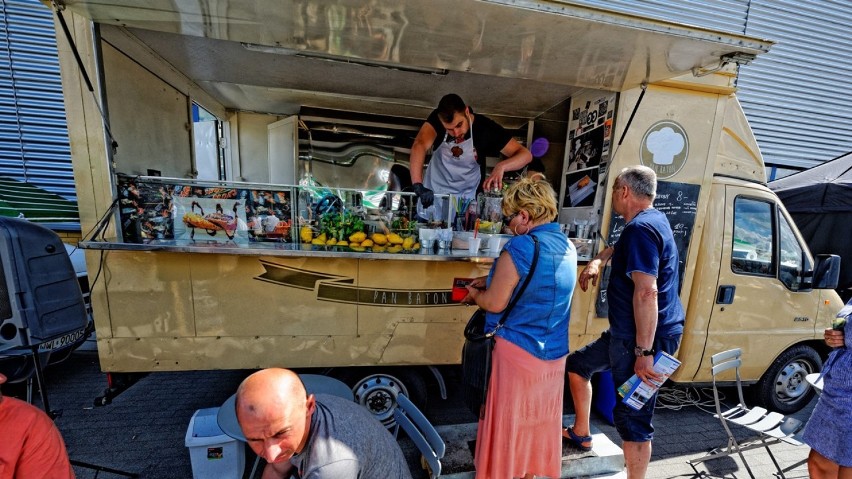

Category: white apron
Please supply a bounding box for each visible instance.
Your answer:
[418,118,479,220]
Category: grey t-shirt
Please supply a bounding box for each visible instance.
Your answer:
[290,394,413,479]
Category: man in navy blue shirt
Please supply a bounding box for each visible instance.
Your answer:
[562,165,685,479]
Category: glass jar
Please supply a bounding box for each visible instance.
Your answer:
[479,191,504,234]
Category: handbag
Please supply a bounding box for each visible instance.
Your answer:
[461,235,540,418]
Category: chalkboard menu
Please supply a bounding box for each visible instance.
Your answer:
[596,181,699,317]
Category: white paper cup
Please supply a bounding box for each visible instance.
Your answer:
[468,237,482,255]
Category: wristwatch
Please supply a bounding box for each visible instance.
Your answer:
[634,346,655,357]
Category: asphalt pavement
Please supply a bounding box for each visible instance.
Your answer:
[4,350,815,478]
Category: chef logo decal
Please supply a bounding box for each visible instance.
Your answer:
[640,121,688,179]
[255,261,454,307]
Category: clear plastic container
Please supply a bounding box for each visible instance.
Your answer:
[479,191,504,234]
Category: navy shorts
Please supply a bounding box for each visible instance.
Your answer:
[566,330,681,442]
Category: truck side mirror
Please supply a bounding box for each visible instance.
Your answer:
[809,254,841,289]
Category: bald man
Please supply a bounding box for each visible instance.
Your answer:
[0,371,75,478]
[235,368,412,479]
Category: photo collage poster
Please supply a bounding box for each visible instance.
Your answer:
[562,92,616,209]
[116,175,293,244]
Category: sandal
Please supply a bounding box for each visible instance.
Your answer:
[562,426,593,452]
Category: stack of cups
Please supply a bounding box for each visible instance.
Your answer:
[418,228,436,253]
[437,228,453,250]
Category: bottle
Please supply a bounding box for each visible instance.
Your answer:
[833,299,851,331]
[587,210,598,240]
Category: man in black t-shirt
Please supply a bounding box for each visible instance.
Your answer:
[409,94,533,210]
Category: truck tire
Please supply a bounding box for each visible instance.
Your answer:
[752,344,822,414]
[337,367,427,428]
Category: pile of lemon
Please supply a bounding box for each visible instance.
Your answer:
[300,226,420,253]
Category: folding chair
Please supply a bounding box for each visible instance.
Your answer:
[393,393,446,479]
[688,348,805,479]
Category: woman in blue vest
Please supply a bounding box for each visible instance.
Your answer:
[462,177,576,479]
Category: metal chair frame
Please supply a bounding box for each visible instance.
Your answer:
[688,348,804,479]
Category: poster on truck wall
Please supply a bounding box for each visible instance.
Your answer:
[173,197,248,243]
[115,175,293,244]
[559,91,616,225]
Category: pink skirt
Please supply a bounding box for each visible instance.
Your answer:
[474,337,567,479]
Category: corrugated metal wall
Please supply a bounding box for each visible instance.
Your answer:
[0,0,77,206]
[574,0,852,173]
[568,0,750,33]
[738,0,852,170]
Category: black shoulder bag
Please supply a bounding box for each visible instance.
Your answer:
[461,235,540,418]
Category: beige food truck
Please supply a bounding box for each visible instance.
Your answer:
[48,0,843,419]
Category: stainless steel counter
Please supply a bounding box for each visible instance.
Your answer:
[79,239,498,263]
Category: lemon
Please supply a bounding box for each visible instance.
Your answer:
[387,245,403,254]
[349,231,366,243]
[372,245,387,253]
[311,238,326,246]
[361,239,374,247]
[350,246,366,252]
[402,236,415,250]
[326,238,337,246]
[412,242,421,251]
[336,240,348,247]
[316,233,327,243]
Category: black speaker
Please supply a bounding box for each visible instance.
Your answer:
[0,217,88,354]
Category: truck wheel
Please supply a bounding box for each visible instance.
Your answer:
[340,368,427,428]
[753,344,822,414]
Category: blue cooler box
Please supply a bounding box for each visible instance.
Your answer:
[185,407,245,479]
[592,370,616,426]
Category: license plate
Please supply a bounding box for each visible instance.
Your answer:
[38,328,86,352]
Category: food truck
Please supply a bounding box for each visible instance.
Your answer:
[47,0,843,417]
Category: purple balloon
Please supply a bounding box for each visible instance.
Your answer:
[530,137,549,158]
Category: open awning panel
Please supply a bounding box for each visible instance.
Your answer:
[57,0,772,122]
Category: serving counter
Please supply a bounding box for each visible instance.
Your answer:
[80,238,497,263]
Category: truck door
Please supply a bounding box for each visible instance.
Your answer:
[705,184,821,411]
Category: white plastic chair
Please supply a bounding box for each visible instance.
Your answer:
[393,393,446,478]
[688,348,805,479]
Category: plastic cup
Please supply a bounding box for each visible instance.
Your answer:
[468,237,482,255]
[488,236,502,255]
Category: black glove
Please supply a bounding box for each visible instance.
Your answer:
[412,183,434,208]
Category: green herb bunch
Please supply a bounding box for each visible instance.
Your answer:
[320,211,365,241]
